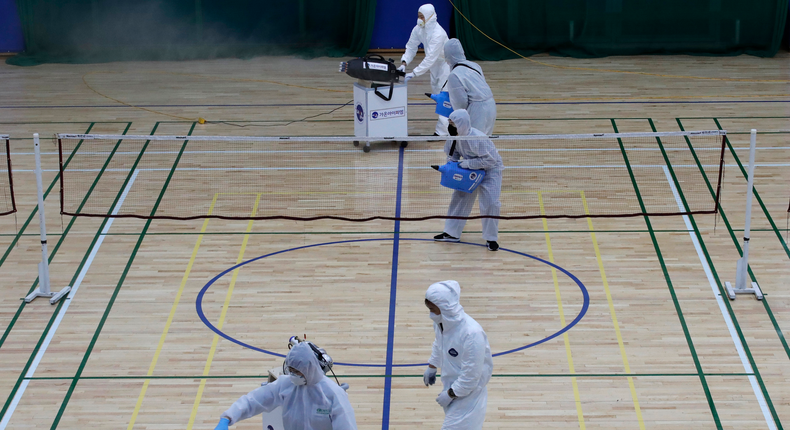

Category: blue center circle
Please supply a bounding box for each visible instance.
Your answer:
[196,238,590,367]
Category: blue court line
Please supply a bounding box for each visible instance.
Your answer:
[381,146,405,430]
[3,100,790,109]
[194,238,590,364]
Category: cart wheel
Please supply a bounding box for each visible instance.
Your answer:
[400,141,408,148]
[353,141,359,147]
[363,143,371,153]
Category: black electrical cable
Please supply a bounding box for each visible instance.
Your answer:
[208,100,353,128]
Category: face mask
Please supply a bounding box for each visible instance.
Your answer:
[417,18,425,28]
[290,374,307,386]
[429,312,442,324]
[448,124,458,136]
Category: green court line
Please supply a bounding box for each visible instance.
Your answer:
[50,122,196,430]
[713,118,790,260]
[0,123,95,272]
[0,123,140,424]
[160,117,654,124]
[655,119,783,429]
[678,119,790,362]
[612,119,722,428]
[0,121,130,124]
[21,372,757,381]
[678,116,790,119]
[0,123,135,350]
[15,229,790,238]
[0,233,64,237]
[75,229,699,237]
[0,123,98,353]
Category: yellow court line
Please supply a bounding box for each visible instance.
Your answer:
[580,191,645,429]
[186,193,262,430]
[538,192,586,430]
[127,194,219,430]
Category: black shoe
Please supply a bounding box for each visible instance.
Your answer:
[434,232,460,242]
[487,241,499,251]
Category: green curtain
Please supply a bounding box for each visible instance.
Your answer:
[7,0,376,66]
[454,0,788,59]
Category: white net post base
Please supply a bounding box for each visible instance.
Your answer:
[724,129,762,301]
[25,133,71,305]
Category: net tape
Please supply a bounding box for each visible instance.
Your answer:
[57,130,726,222]
[0,135,16,216]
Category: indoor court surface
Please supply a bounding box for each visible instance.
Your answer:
[1,52,789,430]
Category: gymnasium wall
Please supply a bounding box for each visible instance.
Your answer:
[0,0,24,52]
[369,0,452,49]
[2,0,787,59]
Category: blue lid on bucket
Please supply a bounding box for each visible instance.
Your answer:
[426,92,453,118]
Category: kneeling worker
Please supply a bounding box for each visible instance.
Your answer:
[213,342,357,430]
[434,109,504,251]
[443,38,497,136]
[423,280,494,430]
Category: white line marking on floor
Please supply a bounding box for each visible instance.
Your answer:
[0,169,139,430]
[662,165,775,430]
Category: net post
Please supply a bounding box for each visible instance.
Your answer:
[24,133,71,305]
[4,137,16,214]
[58,138,64,215]
[725,129,763,300]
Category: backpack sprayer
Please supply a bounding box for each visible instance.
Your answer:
[339,55,405,101]
[432,161,486,193]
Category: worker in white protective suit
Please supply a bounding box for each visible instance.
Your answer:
[433,109,504,251]
[443,38,497,136]
[213,342,357,430]
[423,280,493,430]
[399,3,451,136]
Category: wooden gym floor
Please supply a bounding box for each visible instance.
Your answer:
[0,52,789,429]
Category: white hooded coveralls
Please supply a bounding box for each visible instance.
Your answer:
[426,280,493,430]
[401,3,451,135]
[444,39,497,136]
[220,342,357,430]
[444,109,504,241]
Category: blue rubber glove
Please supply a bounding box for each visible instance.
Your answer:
[436,390,453,408]
[214,417,230,430]
[423,366,437,386]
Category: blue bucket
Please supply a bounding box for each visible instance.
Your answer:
[433,162,486,193]
[428,92,453,117]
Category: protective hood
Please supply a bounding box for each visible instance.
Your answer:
[418,4,438,31]
[425,280,465,326]
[284,342,325,386]
[449,109,472,136]
[444,38,466,68]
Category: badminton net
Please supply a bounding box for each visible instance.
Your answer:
[0,135,16,216]
[56,130,726,221]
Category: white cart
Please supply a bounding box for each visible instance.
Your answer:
[353,81,408,152]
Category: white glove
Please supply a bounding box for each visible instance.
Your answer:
[423,366,437,386]
[436,390,453,408]
[458,160,469,169]
[397,64,406,72]
[405,72,415,83]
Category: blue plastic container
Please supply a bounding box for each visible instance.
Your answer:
[428,92,453,117]
[434,162,486,193]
